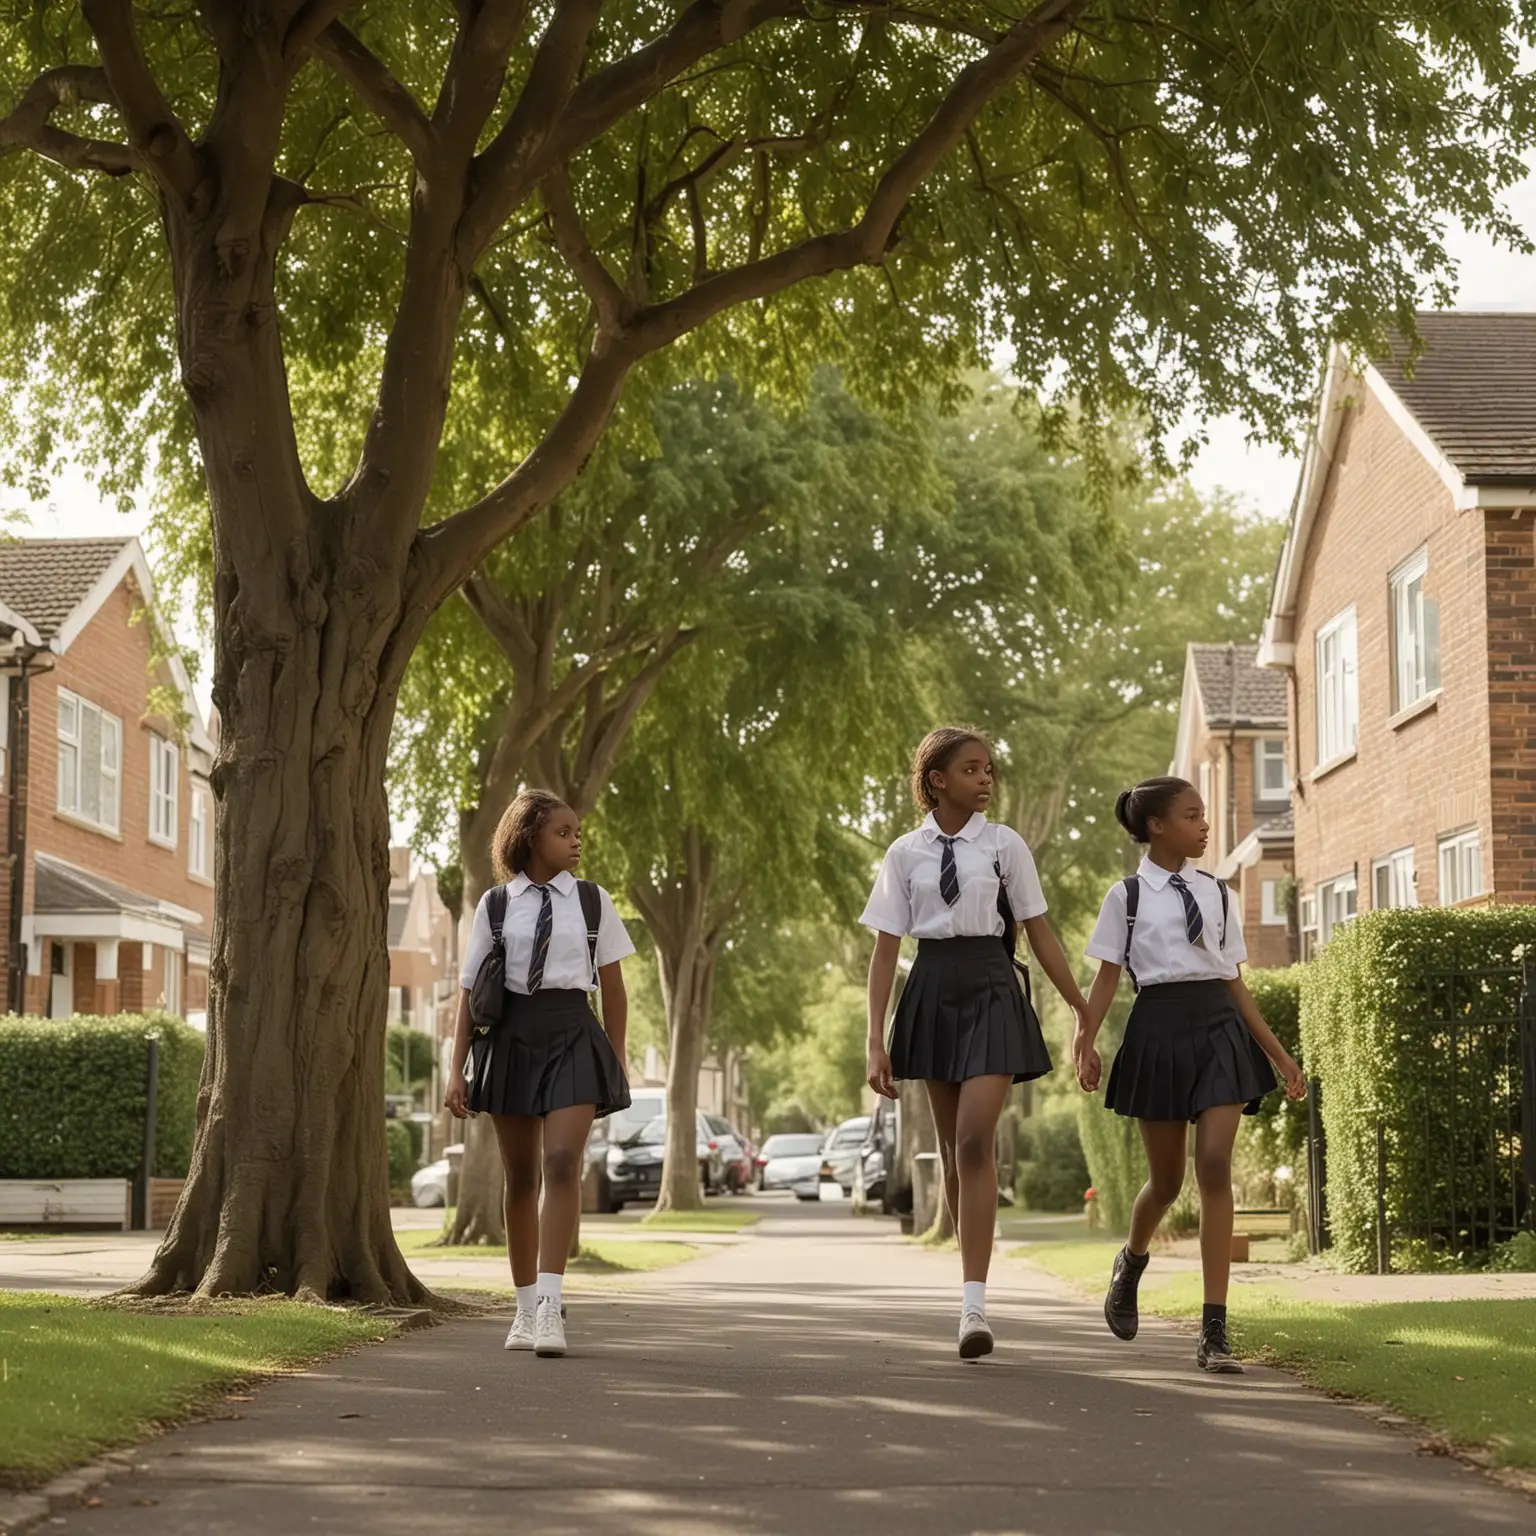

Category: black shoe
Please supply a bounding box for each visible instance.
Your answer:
[1103,1246,1142,1341]
[1197,1321,1243,1374]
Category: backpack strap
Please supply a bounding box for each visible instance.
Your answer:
[486,884,509,950]
[1121,875,1140,993]
[1193,869,1229,948]
[576,879,602,987]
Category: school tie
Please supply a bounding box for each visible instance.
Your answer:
[938,836,960,907]
[526,884,554,992]
[1167,872,1205,947]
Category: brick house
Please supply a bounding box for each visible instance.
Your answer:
[1257,312,1536,952]
[0,538,216,1018]
[387,845,457,1044]
[1168,643,1296,970]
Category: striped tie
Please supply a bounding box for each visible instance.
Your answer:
[938,836,960,907]
[526,883,554,992]
[1168,873,1205,946]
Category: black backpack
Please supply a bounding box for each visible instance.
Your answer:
[1120,870,1227,993]
[467,879,604,1035]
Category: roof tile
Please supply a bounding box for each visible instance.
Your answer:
[1189,644,1288,728]
[0,537,131,641]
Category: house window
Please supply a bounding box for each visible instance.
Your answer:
[1198,760,1214,812]
[1372,847,1417,910]
[188,785,209,878]
[1257,737,1288,799]
[1315,609,1358,766]
[57,689,121,833]
[161,947,182,1016]
[1299,894,1318,960]
[149,734,179,848]
[1316,872,1358,946]
[1261,880,1287,926]
[1391,547,1440,711]
[1438,829,1484,906]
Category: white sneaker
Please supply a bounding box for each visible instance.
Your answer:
[958,1309,994,1361]
[504,1310,535,1351]
[534,1296,566,1357]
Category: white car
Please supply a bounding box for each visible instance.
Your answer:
[409,1142,463,1208]
[757,1133,825,1201]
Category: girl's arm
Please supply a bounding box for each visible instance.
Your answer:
[1072,960,1121,1092]
[598,960,629,1075]
[1020,914,1090,1014]
[444,990,474,1119]
[865,931,901,1099]
[1228,972,1306,1098]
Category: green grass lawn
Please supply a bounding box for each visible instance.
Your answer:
[637,1208,760,1234]
[1014,1240,1536,1469]
[396,1226,701,1273]
[0,1293,393,1488]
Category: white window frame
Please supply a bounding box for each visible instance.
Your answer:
[149,734,179,848]
[1260,879,1287,926]
[1257,737,1288,799]
[188,783,210,879]
[1437,828,1484,906]
[1298,893,1318,960]
[1316,871,1358,946]
[1390,547,1440,712]
[1315,608,1359,767]
[161,947,182,1016]
[56,688,121,833]
[1371,847,1417,911]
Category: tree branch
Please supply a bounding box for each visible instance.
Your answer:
[80,0,200,202]
[311,23,435,165]
[0,66,139,177]
[542,165,631,334]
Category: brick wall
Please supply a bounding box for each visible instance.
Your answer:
[1485,513,1536,900]
[1231,852,1295,971]
[1289,387,1493,910]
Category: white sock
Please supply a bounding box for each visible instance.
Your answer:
[963,1280,986,1316]
[536,1271,563,1305]
[515,1283,536,1317]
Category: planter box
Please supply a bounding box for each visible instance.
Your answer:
[149,1177,185,1229]
[0,1179,132,1229]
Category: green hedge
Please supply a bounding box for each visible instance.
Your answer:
[1241,966,1307,1200]
[0,1014,204,1180]
[1076,1095,1141,1233]
[1016,1105,1091,1211]
[386,1121,421,1197]
[385,1024,435,1098]
[1302,908,1536,1273]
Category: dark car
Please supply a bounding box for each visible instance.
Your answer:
[603,1111,721,1212]
[852,1095,909,1217]
[585,1088,666,1214]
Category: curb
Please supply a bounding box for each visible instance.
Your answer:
[0,1453,130,1534]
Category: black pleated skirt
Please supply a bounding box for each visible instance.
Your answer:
[889,936,1053,1084]
[466,988,631,1119]
[1104,980,1276,1122]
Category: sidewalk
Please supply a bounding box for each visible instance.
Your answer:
[18,1201,1531,1535]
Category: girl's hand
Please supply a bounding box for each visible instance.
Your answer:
[1072,1024,1102,1094]
[1277,1054,1307,1100]
[445,1070,469,1119]
[866,1042,898,1100]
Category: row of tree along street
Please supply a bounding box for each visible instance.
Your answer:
[0,3,1527,1299]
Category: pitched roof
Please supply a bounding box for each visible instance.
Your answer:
[1188,644,1287,729]
[1255,807,1294,842]
[1374,313,1536,485]
[33,853,203,927]
[0,537,133,641]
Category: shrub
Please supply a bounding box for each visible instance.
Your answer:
[1076,1096,1141,1234]
[386,1121,423,1199]
[385,1024,435,1098]
[1239,965,1308,1204]
[1302,908,1536,1273]
[0,1014,204,1180]
[1015,1105,1091,1212]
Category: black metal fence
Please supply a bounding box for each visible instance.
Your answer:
[1306,956,1536,1272]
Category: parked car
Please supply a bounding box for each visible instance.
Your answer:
[706,1115,754,1193]
[585,1088,667,1213]
[820,1115,872,1194]
[603,1111,722,1212]
[852,1098,897,1215]
[757,1132,825,1200]
[409,1142,464,1209]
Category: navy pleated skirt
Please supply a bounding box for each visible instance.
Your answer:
[1104,979,1276,1122]
[466,988,631,1119]
[889,936,1053,1085]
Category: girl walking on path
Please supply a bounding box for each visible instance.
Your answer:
[1073,776,1305,1373]
[862,727,1090,1360]
[445,789,635,1358]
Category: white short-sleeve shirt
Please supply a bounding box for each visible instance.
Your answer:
[1085,856,1246,986]
[860,812,1047,940]
[459,872,636,994]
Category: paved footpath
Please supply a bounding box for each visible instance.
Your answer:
[36,1203,1534,1536]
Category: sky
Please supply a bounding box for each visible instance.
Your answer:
[24,166,1536,719]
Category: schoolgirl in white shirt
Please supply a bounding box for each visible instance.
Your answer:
[1073,777,1305,1374]
[863,727,1089,1360]
[445,789,635,1358]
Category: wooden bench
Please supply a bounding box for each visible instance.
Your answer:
[0,1179,132,1230]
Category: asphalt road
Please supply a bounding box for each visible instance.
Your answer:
[25,1200,1534,1535]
